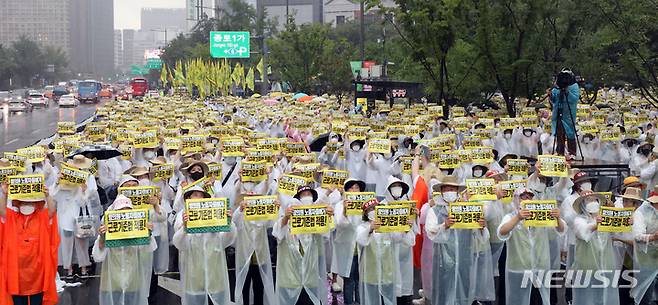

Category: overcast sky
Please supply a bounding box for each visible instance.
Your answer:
[114,0,186,30]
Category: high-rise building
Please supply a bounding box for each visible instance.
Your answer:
[122,29,135,71]
[261,0,323,29]
[69,0,115,77]
[114,30,123,70]
[323,0,396,27]
[0,0,71,53]
[186,0,217,30]
[141,8,187,47]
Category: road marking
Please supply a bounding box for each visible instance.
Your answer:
[5,139,18,145]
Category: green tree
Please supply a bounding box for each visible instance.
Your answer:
[11,36,45,87]
[0,44,15,88]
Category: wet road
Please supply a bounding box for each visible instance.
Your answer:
[0,100,106,153]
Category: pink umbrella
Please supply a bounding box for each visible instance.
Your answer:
[263,99,279,106]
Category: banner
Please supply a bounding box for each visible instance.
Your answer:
[348,126,369,140]
[285,142,307,155]
[499,118,519,130]
[246,149,274,165]
[181,134,206,154]
[598,207,633,233]
[465,179,497,201]
[163,137,182,151]
[185,198,230,233]
[344,192,376,216]
[436,134,456,150]
[498,180,527,203]
[390,200,417,219]
[507,159,529,176]
[470,147,494,164]
[0,167,18,183]
[452,117,470,131]
[368,139,391,154]
[462,136,482,149]
[57,121,76,135]
[321,170,349,188]
[7,174,45,201]
[428,105,443,117]
[132,130,159,148]
[448,202,484,229]
[438,151,461,169]
[451,107,466,118]
[521,200,558,227]
[537,155,567,177]
[151,164,174,182]
[207,162,222,178]
[104,208,150,247]
[257,138,282,152]
[375,204,412,233]
[292,163,321,179]
[600,128,621,142]
[290,205,330,235]
[222,137,245,156]
[59,164,89,186]
[244,195,279,221]
[241,160,267,182]
[278,174,311,196]
[17,146,45,163]
[4,152,28,170]
[118,186,158,209]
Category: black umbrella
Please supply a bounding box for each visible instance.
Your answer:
[309,133,343,152]
[68,144,122,160]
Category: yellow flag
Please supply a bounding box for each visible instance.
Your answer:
[246,67,255,91]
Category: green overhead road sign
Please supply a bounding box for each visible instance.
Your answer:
[131,64,150,75]
[210,31,250,58]
[145,58,162,69]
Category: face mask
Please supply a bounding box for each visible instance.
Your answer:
[330,137,339,143]
[144,151,156,160]
[583,138,591,144]
[351,145,361,152]
[243,182,255,192]
[190,172,204,181]
[523,130,533,137]
[224,157,237,166]
[579,182,592,192]
[472,169,484,178]
[139,178,150,186]
[585,200,600,214]
[640,149,651,156]
[626,141,635,148]
[442,191,458,203]
[367,210,375,221]
[504,133,512,140]
[390,186,403,198]
[19,204,36,215]
[300,196,314,205]
[533,181,546,193]
[433,195,443,204]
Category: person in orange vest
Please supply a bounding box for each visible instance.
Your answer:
[0,183,60,305]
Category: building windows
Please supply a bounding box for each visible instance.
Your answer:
[336,15,345,25]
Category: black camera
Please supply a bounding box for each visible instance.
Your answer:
[556,68,576,89]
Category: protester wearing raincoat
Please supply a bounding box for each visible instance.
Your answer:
[497,188,565,305]
[173,185,234,305]
[571,191,620,305]
[550,82,580,157]
[631,196,658,305]
[272,186,334,305]
[93,195,156,305]
[333,178,367,305]
[425,176,495,305]
[233,178,277,305]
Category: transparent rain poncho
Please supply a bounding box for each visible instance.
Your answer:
[172,213,235,305]
[92,235,156,305]
[425,199,495,305]
[331,198,360,278]
[631,202,658,303]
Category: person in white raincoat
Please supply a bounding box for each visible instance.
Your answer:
[333,178,367,305]
[579,133,601,161]
[571,190,621,305]
[630,142,653,177]
[345,139,367,182]
[172,161,221,213]
[425,175,495,305]
[497,188,565,305]
[54,155,99,278]
[318,133,342,169]
[173,185,235,305]
[631,194,658,305]
[233,177,277,305]
[356,198,415,305]
[494,127,520,158]
[272,185,334,305]
[93,195,156,305]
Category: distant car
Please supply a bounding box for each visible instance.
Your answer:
[27,92,49,107]
[99,88,113,98]
[44,85,54,99]
[8,96,33,113]
[0,91,9,104]
[52,86,69,101]
[58,94,79,107]
[115,89,131,101]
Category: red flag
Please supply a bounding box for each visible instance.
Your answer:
[411,176,429,268]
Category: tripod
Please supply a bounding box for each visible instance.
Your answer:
[552,88,585,161]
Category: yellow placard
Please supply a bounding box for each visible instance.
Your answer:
[375,204,411,233]
[131,130,159,148]
[104,208,150,240]
[57,121,76,135]
[579,121,598,135]
[151,164,174,182]
[7,174,45,201]
[438,151,461,169]
[599,128,621,142]
[241,161,267,182]
[86,123,108,140]
[185,198,229,232]
[207,162,222,178]
[498,180,527,203]
[507,159,529,176]
[221,137,245,157]
[244,195,279,221]
[326,142,342,153]
[521,200,558,227]
[499,118,519,130]
[163,137,181,151]
[290,205,330,235]
[17,146,45,163]
[246,149,274,165]
[452,117,470,131]
[284,142,307,155]
[118,186,158,209]
[119,144,133,160]
[576,105,591,119]
[400,157,414,174]
[292,163,321,179]
[537,155,567,177]
[344,192,376,216]
[321,170,349,188]
[182,176,215,196]
[181,134,206,154]
[332,121,349,135]
[521,107,536,118]
[278,174,311,196]
[436,134,456,150]
[592,111,607,124]
[257,138,282,152]
[59,164,89,186]
[598,207,633,233]
[428,105,443,117]
[0,167,18,183]
[348,126,369,140]
[368,139,391,154]
[4,152,28,170]
[465,179,497,201]
[470,147,494,164]
[451,107,466,118]
[462,136,482,149]
[448,202,484,229]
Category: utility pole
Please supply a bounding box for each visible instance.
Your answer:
[360,0,365,61]
[286,0,290,25]
[257,0,268,95]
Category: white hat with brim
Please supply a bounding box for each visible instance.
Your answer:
[183,185,211,199]
[118,175,139,187]
[386,176,409,197]
[432,176,464,193]
[183,161,209,177]
[111,194,133,210]
[573,192,608,214]
[344,178,366,192]
[67,155,92,169]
